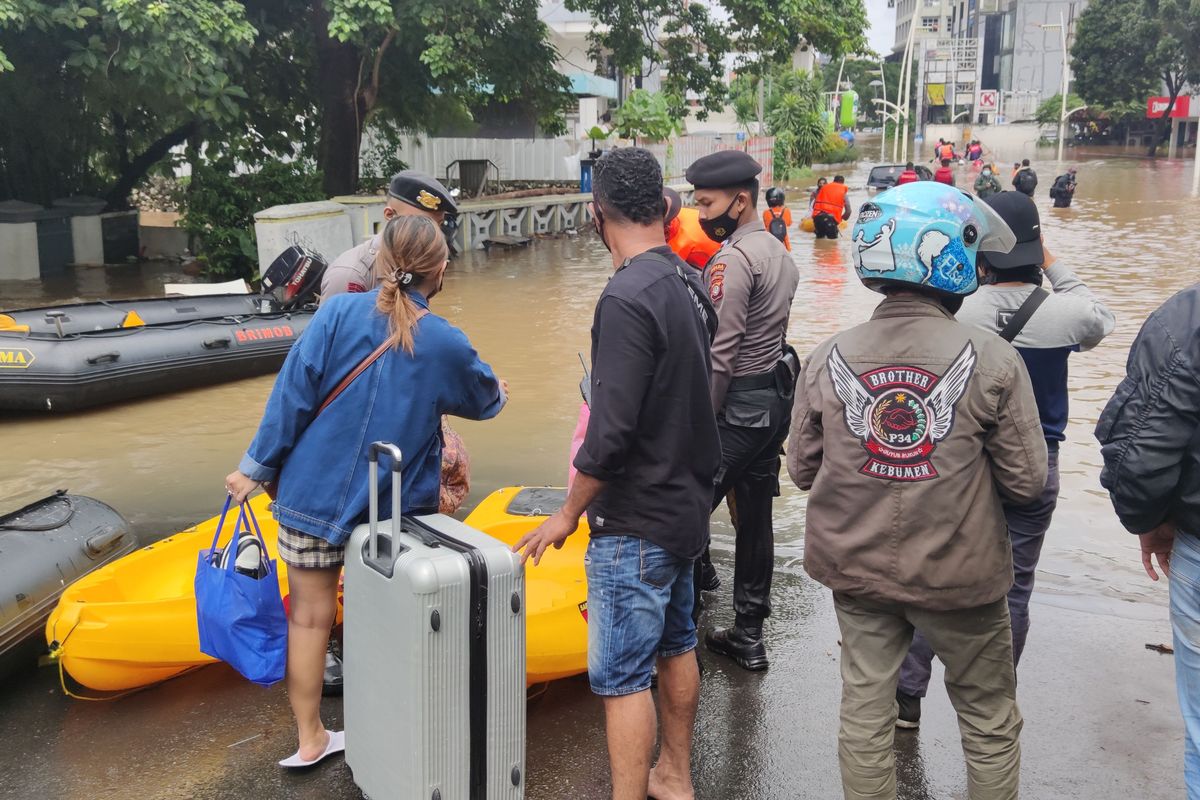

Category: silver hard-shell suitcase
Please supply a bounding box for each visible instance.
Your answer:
[345,442,526,800]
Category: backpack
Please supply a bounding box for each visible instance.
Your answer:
[1014,169,1037,195]
[1051,174,1071,198]
[767,209,788,243]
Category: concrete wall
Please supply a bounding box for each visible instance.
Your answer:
[0,222,39,280]
[253,201,353,275]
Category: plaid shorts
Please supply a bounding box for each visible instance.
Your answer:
[277,525,345,569]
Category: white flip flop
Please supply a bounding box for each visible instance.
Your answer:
[278,730,345,769]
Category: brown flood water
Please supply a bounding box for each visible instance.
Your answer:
[1,151,1197,617]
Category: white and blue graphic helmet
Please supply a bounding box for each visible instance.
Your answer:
[851,182,1016,297]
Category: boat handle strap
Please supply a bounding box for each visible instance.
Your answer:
[203,337,232,349]
[86,351,120,365]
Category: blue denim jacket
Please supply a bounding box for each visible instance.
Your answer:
[238,289,504,545]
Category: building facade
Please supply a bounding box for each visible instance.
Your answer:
[896,0,1087,124]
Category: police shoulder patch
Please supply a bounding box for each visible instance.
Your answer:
[708,262,727,302]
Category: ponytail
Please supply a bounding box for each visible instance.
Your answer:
[373,215,449,353]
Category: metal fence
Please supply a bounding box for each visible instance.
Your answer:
[386,134,776,187]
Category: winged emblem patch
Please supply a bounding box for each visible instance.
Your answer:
[827,343,977,482]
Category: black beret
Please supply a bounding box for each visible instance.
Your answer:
[685,150,763,189]
[387,170,458,215]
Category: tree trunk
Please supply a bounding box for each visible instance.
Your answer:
[313,2,366,197]
[103,121,198,211]
[1147,79,1180,158]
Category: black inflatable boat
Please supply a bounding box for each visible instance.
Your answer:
[0,491,136,680]
[0,247,326,412]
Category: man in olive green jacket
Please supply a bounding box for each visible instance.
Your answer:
[787,181,1048,800]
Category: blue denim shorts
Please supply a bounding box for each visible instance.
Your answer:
[584,534,697,697]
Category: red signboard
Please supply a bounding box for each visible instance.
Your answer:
[1146,95,1192,118]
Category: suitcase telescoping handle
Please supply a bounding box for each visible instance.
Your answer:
[367,442,403,561]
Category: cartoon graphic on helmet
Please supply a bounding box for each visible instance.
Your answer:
[850,182,1016,297]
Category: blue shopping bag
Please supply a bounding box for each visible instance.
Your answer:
[195,496,288,687]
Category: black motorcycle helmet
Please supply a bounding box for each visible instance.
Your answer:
[765,187,786,208]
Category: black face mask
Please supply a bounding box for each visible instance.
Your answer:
[593,204,612,253]
[698,195,743,243]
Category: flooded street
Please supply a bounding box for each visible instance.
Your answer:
[1,150,1197,798]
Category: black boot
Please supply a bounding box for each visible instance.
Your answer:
[700,559,721,592]
[705,621,768,671]
[322,638,343,696]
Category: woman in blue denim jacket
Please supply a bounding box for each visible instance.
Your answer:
[225,215,506,768]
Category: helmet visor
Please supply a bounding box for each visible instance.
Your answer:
[970,195,1017,254]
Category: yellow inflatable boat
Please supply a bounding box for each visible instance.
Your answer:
[799,216,849,233]
[46,487,588,693]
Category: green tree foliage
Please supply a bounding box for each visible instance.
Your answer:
[181,160,323,280]
[611,89,684,143]
[312,0,570,194]
[763,71,829,172]
[1072,0,1200,155]
[0,0,571,208]
[565,0,867,121]
[0,0,260,207]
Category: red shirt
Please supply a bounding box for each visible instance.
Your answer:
[896,170,919,185]
[934,167,955,186]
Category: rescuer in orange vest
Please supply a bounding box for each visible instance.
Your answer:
[811,175,852,239]
[664,187,722,269]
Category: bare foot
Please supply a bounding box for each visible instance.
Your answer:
[297,729,330,762]
[647,764,694,800]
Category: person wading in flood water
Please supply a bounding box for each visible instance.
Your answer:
[225,215,508,770]
[1096,282,1200,799]
[895,190,1115,729]
[686,149,800,671]
[788,181,1047,800]
[515,147,720,800]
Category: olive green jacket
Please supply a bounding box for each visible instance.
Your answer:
[787,293,1048,610]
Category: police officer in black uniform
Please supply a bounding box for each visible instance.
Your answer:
[685,151,800,671]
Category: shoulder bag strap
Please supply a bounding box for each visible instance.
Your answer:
[998,288,1049,343]
[640,251,717,341]
[316,307,429,416]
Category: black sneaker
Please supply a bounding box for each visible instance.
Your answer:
[700,561,721,592]
[895,689,921,729]
[705,626,769,671]
[322,638,343,697]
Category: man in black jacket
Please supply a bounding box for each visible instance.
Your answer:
[1096,283,1200,797]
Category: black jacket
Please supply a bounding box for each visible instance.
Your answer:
[1096,283,1200,537]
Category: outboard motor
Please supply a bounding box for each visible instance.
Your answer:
[261,246,328,309]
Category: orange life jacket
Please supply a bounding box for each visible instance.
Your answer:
[667,207,721,269]
[762,207,793,251]
[812,182,849,219]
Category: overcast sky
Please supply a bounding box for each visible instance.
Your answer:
[865,0,898,55]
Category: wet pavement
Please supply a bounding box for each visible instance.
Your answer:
[1,145,1197,798]
[0,550,1181,799]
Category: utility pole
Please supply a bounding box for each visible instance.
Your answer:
[898,13,920,163]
